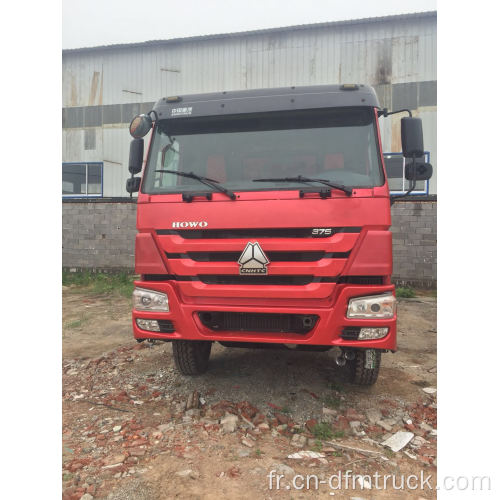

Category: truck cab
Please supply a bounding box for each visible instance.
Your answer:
[126,84,432,385]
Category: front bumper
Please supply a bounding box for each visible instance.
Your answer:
[131,281,397,350]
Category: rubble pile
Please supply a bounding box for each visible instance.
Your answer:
[63,344,437,499]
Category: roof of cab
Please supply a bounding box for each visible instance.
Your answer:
[152,84,380,120]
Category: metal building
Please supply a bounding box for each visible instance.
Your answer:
[62,11,437,198]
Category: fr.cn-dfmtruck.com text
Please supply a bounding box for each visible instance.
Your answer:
[267,470,492,493]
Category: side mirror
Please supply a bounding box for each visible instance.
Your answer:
[405,162,433,181]
[401,117,424,158]
[126,176,141,194]
[129,114,152,138]
[129,138,144,175]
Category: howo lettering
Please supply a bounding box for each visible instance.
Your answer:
[126,84,432,385]
[172,221,208,228]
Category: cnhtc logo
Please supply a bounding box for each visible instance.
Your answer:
[238,242,270,275]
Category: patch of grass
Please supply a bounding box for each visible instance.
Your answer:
[332,450,343,457]
[396,287,416,299]
[62,472,74,481]
[255,449,263,457]
[65,318,86,329]
[384,448,395,458]
[332,430,345,439]
[280,406,291,414]
[323,395,342,409]
[413,288,437,298]
[63,271,135,297]
[312,440,323,452]
[327,381,345,393]
[312,422,333,441]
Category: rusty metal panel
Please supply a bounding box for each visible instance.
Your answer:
[62,14,436,105]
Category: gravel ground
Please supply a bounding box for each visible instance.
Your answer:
[62,289,437,499]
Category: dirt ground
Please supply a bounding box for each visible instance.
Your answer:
[62,289,437,500]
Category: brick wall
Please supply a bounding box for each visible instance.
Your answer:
[62,201,137,270]
[390,200,437,288]
[62,199,436,287]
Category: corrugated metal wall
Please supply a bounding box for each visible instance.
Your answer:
[62,12,437,197]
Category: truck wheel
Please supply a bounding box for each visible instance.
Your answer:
[172,340,212,375]
[346,349,381,386]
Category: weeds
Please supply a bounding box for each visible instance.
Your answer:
[395,287,416,298]
[312,440,323,452]
[327,381,344,393]
[312,422,333,441]
[323,395,342,409]
[63,271,135,297]
[65,318,87,329]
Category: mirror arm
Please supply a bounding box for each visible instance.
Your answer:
[128,169,134,198]
[148,110,158,122]
[378,107,413,118]
[390,154,417,206]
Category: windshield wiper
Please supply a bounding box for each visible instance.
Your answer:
[253,175,352,195]
[155,170,236,200]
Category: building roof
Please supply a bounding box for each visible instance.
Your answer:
[63,10,436,55]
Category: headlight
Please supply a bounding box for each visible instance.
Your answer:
[133,287,169,311]
[347,293,396,319]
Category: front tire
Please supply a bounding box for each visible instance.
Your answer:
[172,340,212,375]
[346,349,382,386]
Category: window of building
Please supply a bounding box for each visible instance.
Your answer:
[384,152,430,195]
[62,162,103,197]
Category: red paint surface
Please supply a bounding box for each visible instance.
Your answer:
[132,107,396,350]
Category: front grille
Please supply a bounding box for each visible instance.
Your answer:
[341,327,361,340]
[142,274,196,282]
[198,311,318,334]
[338,276,385,285]
[143,274,174,281]
[166,251,349,262]
[142,274,384,285]
[157,320,175,333]
[199,275,315,285]
[157,227,361,239]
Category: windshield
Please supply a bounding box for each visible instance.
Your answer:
[142,108,383,194]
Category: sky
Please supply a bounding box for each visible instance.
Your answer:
[62,0,436,49]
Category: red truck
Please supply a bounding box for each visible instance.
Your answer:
[125,84,432,385]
